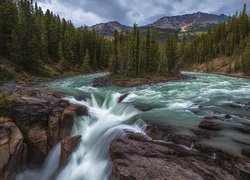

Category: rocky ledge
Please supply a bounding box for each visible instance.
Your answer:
[0,86,87,179]
[110,123,250,180]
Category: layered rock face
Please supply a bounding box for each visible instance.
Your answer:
[0,87,87,178]
[0,117,26,180]
[60,135,82,167]
[110,123,250,180]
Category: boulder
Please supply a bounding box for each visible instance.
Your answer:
[0,117,26,180]
[117,93,130,103]
[92,77,112,87]
[110,133,235,180]
[199,120,221,131]
[225,114,232,119]
[60,135,82,167]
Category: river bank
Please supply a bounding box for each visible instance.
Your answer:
[0,84,88,179]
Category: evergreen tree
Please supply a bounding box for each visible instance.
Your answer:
[0,0,18,60]
[81,50,91,73]
[243,38,250,75]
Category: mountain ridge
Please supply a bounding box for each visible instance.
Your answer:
[149,12,228,32]
[89,12,228,39]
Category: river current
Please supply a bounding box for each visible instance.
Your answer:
[17,72,250,180]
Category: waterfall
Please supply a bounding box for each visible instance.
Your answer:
[17,92,146,180]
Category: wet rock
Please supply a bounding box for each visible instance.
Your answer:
[0,117,26,180]
[228,103,247,109]
[92,77,112,87]
[110,132,235,180]
[117,93,130,103]
[186,157,235,180]
[191,128,215,139]
[60,135,82,167]
[10,87,87,168]
[204,116,219,120]
[225,114,232,119]
[199,120,221,131]
[133,103,164,112]
[233,126,250,134]
[110,136,202,180]
[146,123,173,141]
[233,163,250,180]
[242,149,250,157]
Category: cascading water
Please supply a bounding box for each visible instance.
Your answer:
[16,72,250,180]
[57,93,146,180]
[17,90,147,180]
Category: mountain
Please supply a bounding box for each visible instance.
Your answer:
[90,12,228,41]
[89,21,132,39]
[149,12,228,32]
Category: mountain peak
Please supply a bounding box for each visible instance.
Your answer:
[90,21,131,39]
[149,12,228,31]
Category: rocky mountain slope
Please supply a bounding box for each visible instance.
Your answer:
[90,12,228,39]
[89,21,131,39]
[149,12,228,32]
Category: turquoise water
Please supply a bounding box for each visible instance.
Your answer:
[17,72,250,180]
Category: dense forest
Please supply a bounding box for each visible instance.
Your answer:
[0,0,112,84]
[180,4,250,75]
[0,0,249,85]
[110,4,250,79]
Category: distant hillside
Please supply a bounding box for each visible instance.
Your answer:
[89,21,132,39]
[90,12,228,41]
[149,12,228,32]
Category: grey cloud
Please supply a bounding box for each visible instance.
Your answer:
[35,0,249,27]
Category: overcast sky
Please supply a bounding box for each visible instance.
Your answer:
[35,0,249,27]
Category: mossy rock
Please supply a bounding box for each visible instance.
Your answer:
[0,93,12,117]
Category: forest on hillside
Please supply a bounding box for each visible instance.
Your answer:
[0,0,112,84]
[110,4,250,79]
[0,0,250,85]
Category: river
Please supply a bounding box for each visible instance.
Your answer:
[17,72,250,180]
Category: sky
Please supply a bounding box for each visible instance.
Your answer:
[35,0,249,27]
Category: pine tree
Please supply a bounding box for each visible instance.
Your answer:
[16,0,39,71]
[81,50,91,73]
[243,38,250,75]
[111,30,120,75]
[0,0,18,60]
[145,27,151,73]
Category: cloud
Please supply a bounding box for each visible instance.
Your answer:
[35,0,248,27]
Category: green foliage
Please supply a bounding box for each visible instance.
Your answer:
[81,50,91,73]
[243,39,250,75]
[0,0,111,79]
[0,67,14,85]
[110,25,164,78]
[0,93,11,117]
[180,3,250,72]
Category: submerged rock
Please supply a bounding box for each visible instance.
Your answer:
[199,119,221,131]
[117,93,130,103]
[60,135,82,167]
